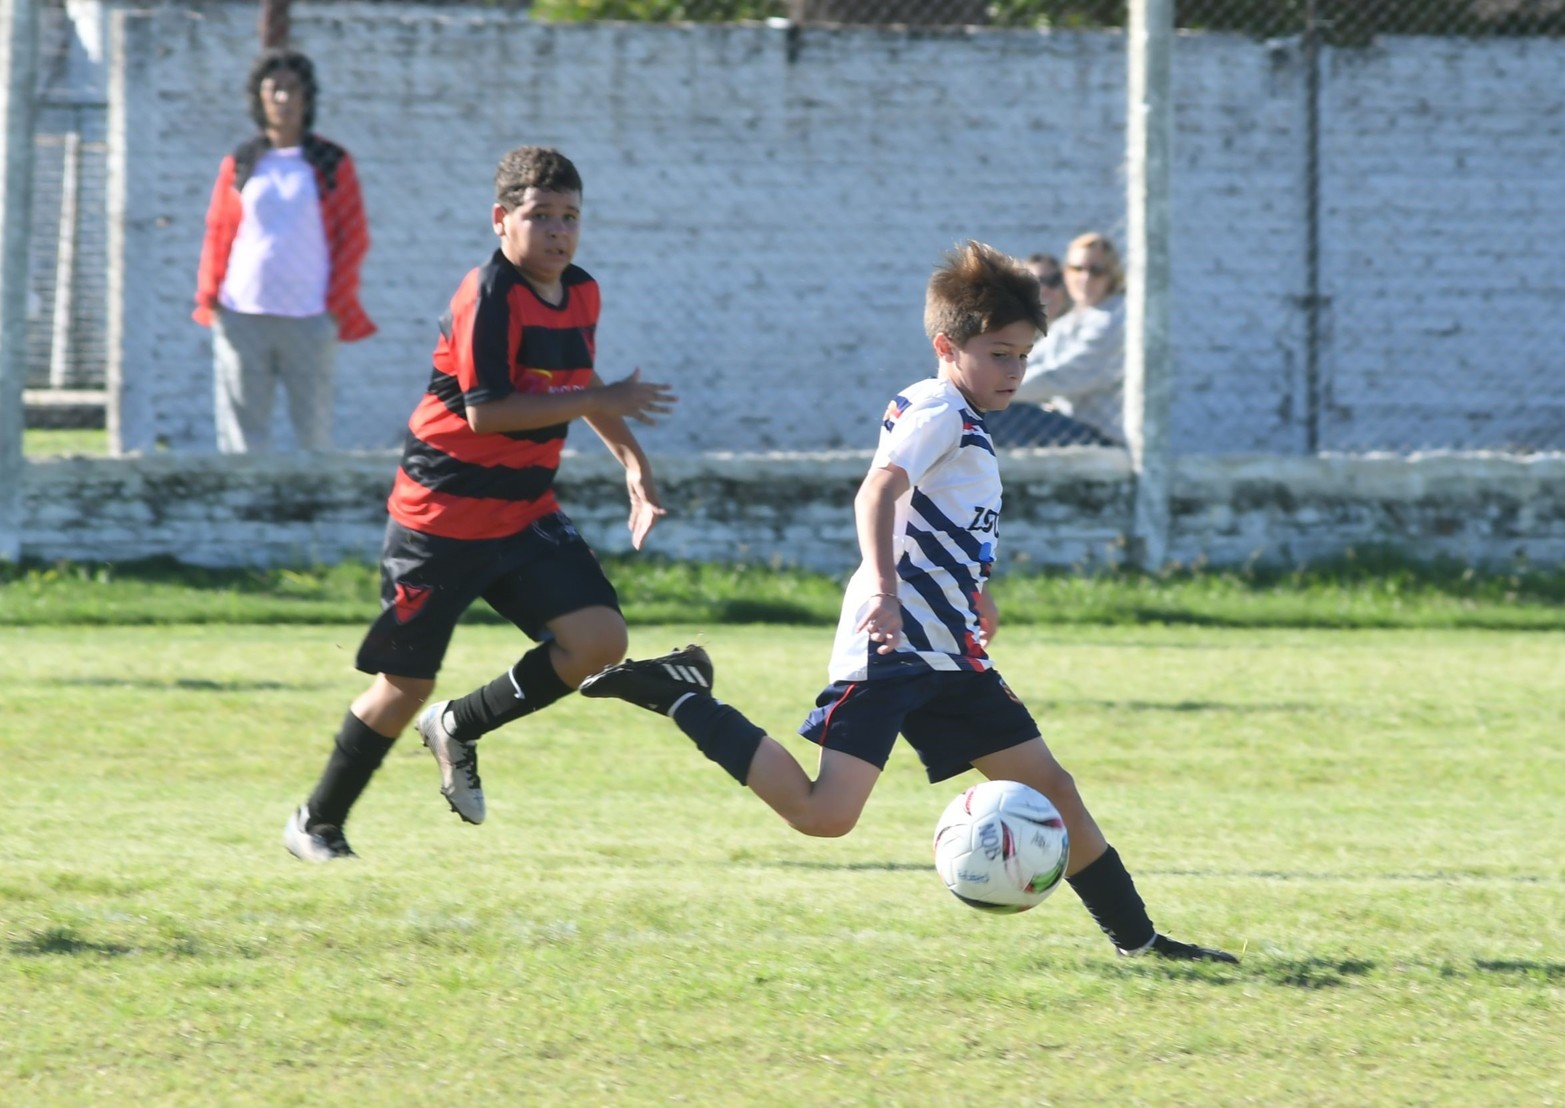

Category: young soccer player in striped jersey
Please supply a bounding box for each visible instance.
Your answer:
[284,146,713,861]
[582,242,1237,963]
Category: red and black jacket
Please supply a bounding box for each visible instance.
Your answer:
[193,133,375,342]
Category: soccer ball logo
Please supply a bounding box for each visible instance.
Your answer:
[932,780,1070,913]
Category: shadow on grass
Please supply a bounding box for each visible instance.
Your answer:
[713,598,822,623]
[42,676,333,692]
[1157,868,1556,886]
[1034,697,1320,715]
[1098,953,1369,986]
[1118,955,1564,988]
[1101,957,1246,984]
[1259,957,1375,988]
[1473,959,1565,983]
[763,860,930,873]
[10,927,134,958]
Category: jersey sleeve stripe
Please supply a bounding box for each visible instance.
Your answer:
[469,261,518,397]
[424,367,466,415]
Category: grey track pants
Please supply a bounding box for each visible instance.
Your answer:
[212,307,337,453]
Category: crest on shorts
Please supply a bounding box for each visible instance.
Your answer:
[392,581,432,624]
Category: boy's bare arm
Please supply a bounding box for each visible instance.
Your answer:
[466,368,674,435]
[854,463,911,653]
[975,587,999,647]
[586,406,668,551]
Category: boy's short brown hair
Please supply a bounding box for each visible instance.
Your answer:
[494,146,583,210]
[924,241,1048,347]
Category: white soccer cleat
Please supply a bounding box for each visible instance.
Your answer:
[416,700,486,825]
[283,805,356,862]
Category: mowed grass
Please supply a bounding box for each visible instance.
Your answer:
[3,622,1563,1105]
[21,426,110,457]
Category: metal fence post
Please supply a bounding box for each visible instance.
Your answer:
[1125,0,1174,570]
[1,0,41,561]
[1302,0,1323,453]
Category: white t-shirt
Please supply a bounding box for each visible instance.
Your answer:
[828,376,1001,682]
[219,147,330,318]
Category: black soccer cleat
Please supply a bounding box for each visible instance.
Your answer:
[578,644,714,715]
[1148,933,1239,964]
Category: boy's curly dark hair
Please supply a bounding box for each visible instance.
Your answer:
[495,147,584,210]
[924,241,1048,346]
[247,48,318,132]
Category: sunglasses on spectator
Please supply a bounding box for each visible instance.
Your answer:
[1067,263,1109,277]
[1036,271,1064,289]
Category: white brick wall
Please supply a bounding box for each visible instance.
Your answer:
[22,452,1565,572]
[1319,39,1565,451]
[104,6,1565,458]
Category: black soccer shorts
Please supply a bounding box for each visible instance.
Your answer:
[355,512,620,680]
[797,667,1040,783]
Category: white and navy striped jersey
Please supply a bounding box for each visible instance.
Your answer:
[828,376,1000,682]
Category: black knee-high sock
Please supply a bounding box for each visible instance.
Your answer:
[1065,845,1157,952]
[305,712,396,829]
[446,643,572,741]
[668,694,767,785]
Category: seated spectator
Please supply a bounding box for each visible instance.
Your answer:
[987,252,1074,446]
[193,48,375,453]
[991,233,1125,448]
[1028,251,1072,325]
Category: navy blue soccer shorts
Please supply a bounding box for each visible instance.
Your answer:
[355,512,620,680]
[797,668,1040,783]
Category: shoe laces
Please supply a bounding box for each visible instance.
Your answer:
[451,741,482,789]
[315,823,350,853]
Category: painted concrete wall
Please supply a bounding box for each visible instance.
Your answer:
[21,452,1564,572]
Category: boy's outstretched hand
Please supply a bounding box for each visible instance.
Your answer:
[598,368,676,426]
[625,473,666,551]
[857,593,903,655]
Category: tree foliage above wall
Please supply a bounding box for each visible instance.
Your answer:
[523,0,1565,38]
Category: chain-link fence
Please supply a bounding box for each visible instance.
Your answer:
[22,0,1565,454]
[26,0,109,424]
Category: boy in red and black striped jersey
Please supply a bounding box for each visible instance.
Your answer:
[285,147,702,861]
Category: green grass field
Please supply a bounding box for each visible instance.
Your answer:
[22,427,110,457]
[4,618,1562,1105]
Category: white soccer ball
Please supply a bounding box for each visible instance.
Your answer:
[932,780,1070,914]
